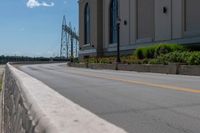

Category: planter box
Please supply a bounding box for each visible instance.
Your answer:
[68,63,87,68]
[118,64,177,74]
[118,64,149,72]
[88,64,116,70]
[148,64,177,74]
[68,63,200,76]
[179,65,200,76]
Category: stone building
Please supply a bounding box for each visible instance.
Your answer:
[79,0,200,57]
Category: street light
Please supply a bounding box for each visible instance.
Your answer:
[116,0,121,63]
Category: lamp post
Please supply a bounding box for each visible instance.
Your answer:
[116,0,121,63]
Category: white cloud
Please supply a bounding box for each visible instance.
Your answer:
[26,0,55,8]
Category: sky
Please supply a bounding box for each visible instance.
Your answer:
[0,0,78,57]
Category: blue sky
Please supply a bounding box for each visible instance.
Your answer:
[0,0,78,57]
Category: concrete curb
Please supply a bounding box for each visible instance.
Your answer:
[68,63,200,76]
[2,63,127,133]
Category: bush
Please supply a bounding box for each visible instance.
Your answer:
[84,56,116,64]
[154,44,185,57]
[135,44,186,59]
[135,48,145,59]
[79,49,200,65]
[187,52,200,65]
[121,55,137,64]
[73,58,80,63]
[151,51,200,65]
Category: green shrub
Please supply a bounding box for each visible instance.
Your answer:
[149,58,167,65]
[79,49,200,65]
[154,44,185,57]
[121,55,137,64]
[135,44,186,59]
[144,46,155,59]
[73,58,80,63]
[152,51,200,65]
[85,56,116,64]
[135,48,145,59]
[187,52,200,65]
[135,46,157,59]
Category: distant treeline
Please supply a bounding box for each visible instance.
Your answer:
[0,55,67,64]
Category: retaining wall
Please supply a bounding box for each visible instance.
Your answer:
[69,63,200,76]
[1,63,126,133]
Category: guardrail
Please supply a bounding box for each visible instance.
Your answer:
[1,63,126,133]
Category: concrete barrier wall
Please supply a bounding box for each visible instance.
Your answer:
[0,65,4,133]
[2,63,126,133]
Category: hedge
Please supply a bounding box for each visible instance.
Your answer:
[150,51,200,65]
[135,44,186,59]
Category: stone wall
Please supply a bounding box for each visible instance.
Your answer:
[2,63,126,133]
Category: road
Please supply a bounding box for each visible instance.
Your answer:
[19,63,200,133]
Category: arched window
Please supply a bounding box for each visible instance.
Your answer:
[109,0,118,44]
[84,3,90,44]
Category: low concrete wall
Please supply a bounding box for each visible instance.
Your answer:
[118,64,149,72]
[68,63,87,68]
[179,65,200,76]
[2,63,126,133]
[69,63,200,76]
[89,64,116,70]
[118,64,177,74]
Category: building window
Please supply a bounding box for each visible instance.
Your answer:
[84,3,90,44]
[109,0,118,44]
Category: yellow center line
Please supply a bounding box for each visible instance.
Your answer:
[69,70,200,94]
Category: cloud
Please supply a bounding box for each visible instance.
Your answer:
[26,0,55,8]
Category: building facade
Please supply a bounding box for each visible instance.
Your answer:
[79,0,200,57]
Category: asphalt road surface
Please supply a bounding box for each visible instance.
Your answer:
[19,63,200,133]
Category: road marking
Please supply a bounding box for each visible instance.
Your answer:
[69,70,200,94]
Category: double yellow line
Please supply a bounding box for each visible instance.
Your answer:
[69,70,200,94]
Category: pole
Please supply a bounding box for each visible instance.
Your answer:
[71,35,73,62]
[117,21,120,63]
[116,0,121,63]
